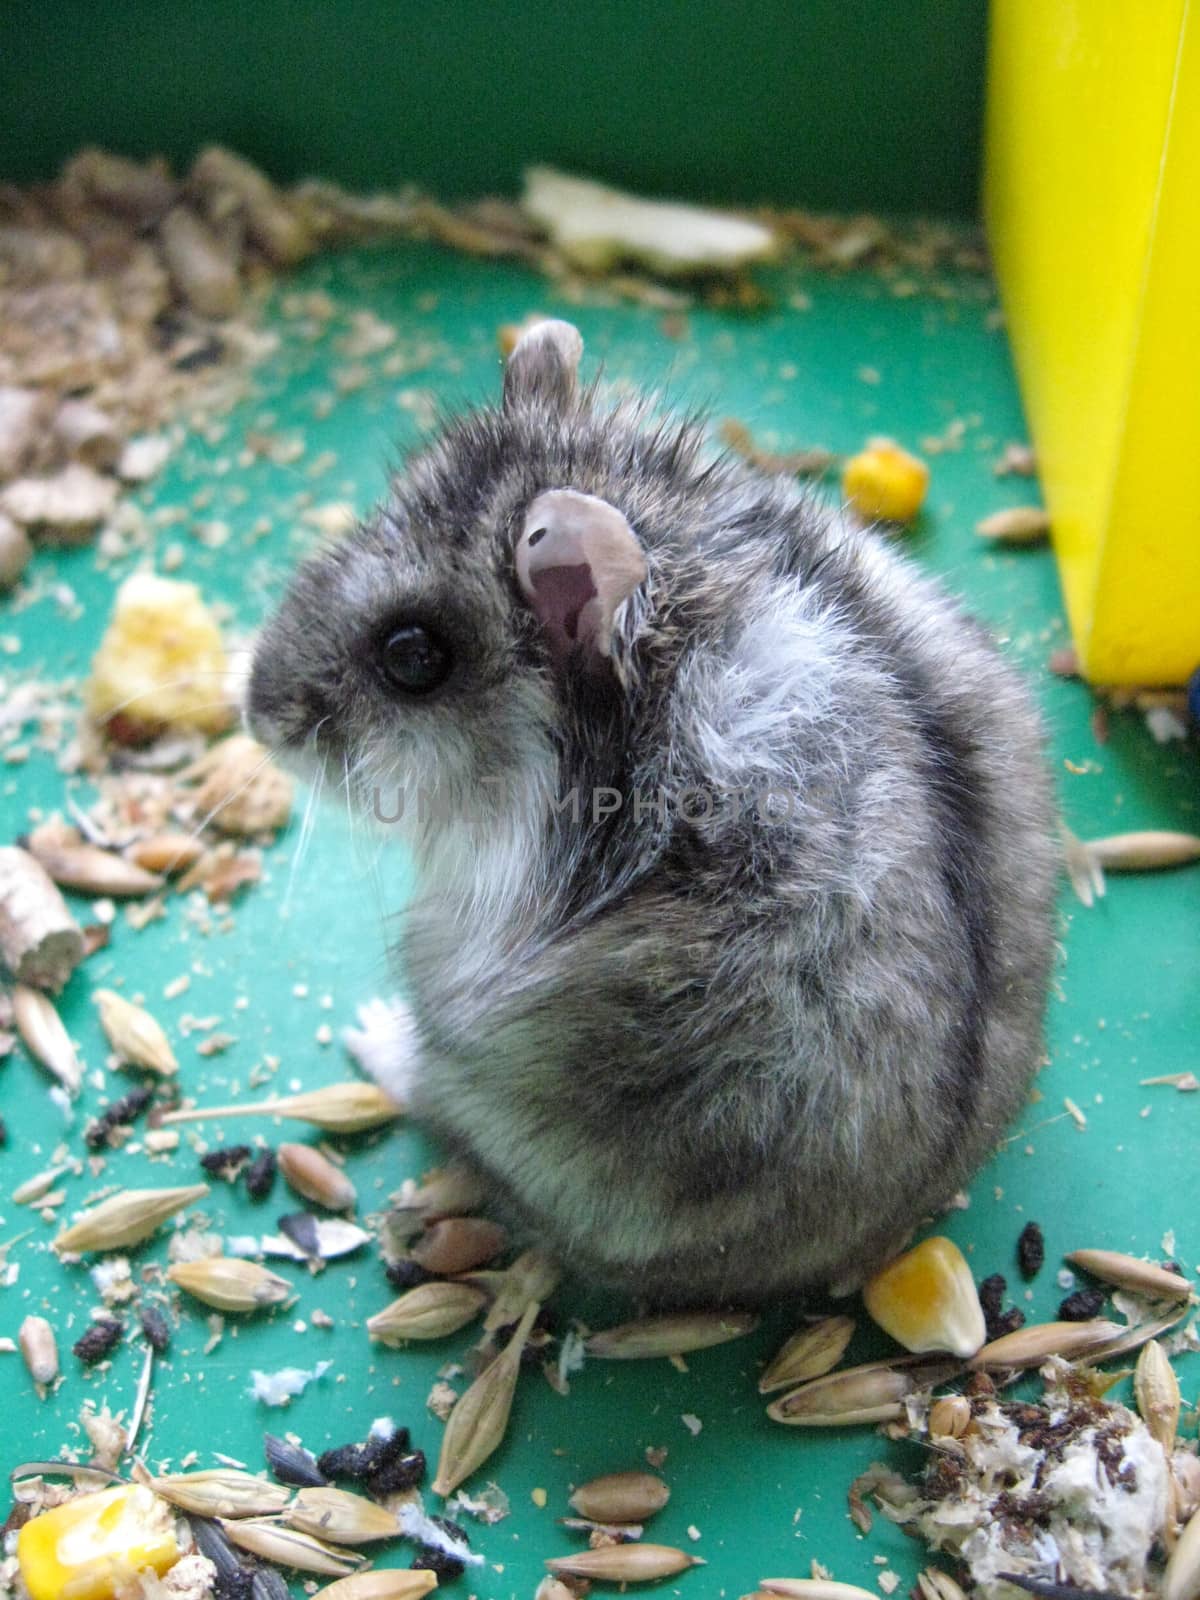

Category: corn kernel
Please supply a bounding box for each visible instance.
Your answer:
[862,1236,986,1359]
[17,1485,179,1600]
[842,439,929,523]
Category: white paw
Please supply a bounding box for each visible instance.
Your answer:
[342,996,423,1106]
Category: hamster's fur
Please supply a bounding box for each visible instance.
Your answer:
[249,320,1058,1306]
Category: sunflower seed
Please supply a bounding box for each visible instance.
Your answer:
[18,1315,58,1386]
[569,1471,670,1523]
[285,1486,402,1544]
[544,1543,704,1581]
[1084,831,1200,872]
[585,1310,758,1359]
[150,1469,292,1517]
[278,1143,357,1210]
[55,1183,209,1253]
[367,1282,488,1344]
[94,988,178,1075]
[308,1573,439,1599]
[12,983,83,1093]
[1065,1249,1194,1302]
[167,1256,292,1311]
[968,1318,1125,1370]
[432,1300,538,1496]
[410,1217,508,1275]
[161,1082,404,1131]
[264,1434,328,1488]
[767,1355,962,1425]
[269,1216,372,1262]
[758,1316,856,1394]
[218,1518,366,1577]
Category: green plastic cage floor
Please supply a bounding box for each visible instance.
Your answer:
[1,239,1197,1600]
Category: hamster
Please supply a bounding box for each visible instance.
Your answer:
[248,318,1058,1307]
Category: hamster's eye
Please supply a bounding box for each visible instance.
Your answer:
[527,526,548,547]
[378,623,452,695]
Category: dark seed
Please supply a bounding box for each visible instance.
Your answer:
[990,1307,1027,1337]
[1017,1221,1045,1278]
[0,1116,7,1147]
[139,1305,171,1353]
[411,1516,469,1581]
[243,1148,276,1201]
[85,1084,154,1150]
[201,1144,253,1180]
[1058,1287,1107,1321]
[73,1318,123,1364]
[978,1273,1006,1319]
[366,1448,426,1498]
[385,1257,431,1291]
[264,1432,328,1488]
[318,1421,412,1485]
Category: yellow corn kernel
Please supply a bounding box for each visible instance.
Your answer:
[17,1484,179,1600]
[863,1236,986,1359]
[842,439,929,523]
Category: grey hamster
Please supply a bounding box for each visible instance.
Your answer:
[248,318,1058,1307]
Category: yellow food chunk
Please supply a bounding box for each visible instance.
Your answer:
[862,1235,986,1359]
[842,439,929,523]
[87,572,232,737]
[17,1484,179,1600]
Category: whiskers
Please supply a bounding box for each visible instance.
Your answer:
[280,718,330,916]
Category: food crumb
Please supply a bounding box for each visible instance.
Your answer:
[681,1413,702,1436]
[531,1486,548,1508]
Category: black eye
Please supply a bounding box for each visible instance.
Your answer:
[527,526,548,547]
[378,623,452,695]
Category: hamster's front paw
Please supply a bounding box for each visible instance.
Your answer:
[343,996,423,1107]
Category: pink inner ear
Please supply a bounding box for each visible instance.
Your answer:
[528,562,598,655]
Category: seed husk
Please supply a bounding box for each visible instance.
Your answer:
[410,1217,508,1275]
[285,1486,402,1545]
[432,1300,538,1496]
[218,1518,366,1577]
[1066,1248,1194,1302]
[127,833,207,875]
[545,1543,704,1581]
[968,1317,1125,1370]
[167,1256,292,1311]
[0,846,86,990]
[1084,831,1200,872]
[1163,1505,1200,1600]
[760,1583,881,1600]
[569,1471,670,1523]
[1088,1308,1186,1363]
[150,1469,292,1518]
[25,835,164,898]
[471,1247,561,1333]
[55,1183,209,1253]
[1137,1337,1182,1548]
[767,1354,962,1425]
[535,1582,577,1600]
[12,983,83,1093]
[182,734,293,836]
[18,1314,59,1386]
[161,1082,404,1131]
[405,1164,485,1218]
[278,1143,357,1210]
[759,1315,856,1394]
[310,1574,438,1599]
[368,1281,488,1344]
[917,1572,968,1600]
[13,1164,71,1204]
[94,988,178,1075]
[974,506,1051,543]
[585,1309,759,1359]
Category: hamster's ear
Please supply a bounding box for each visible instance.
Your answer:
[503,319,583,412]
[515,489,646,667]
